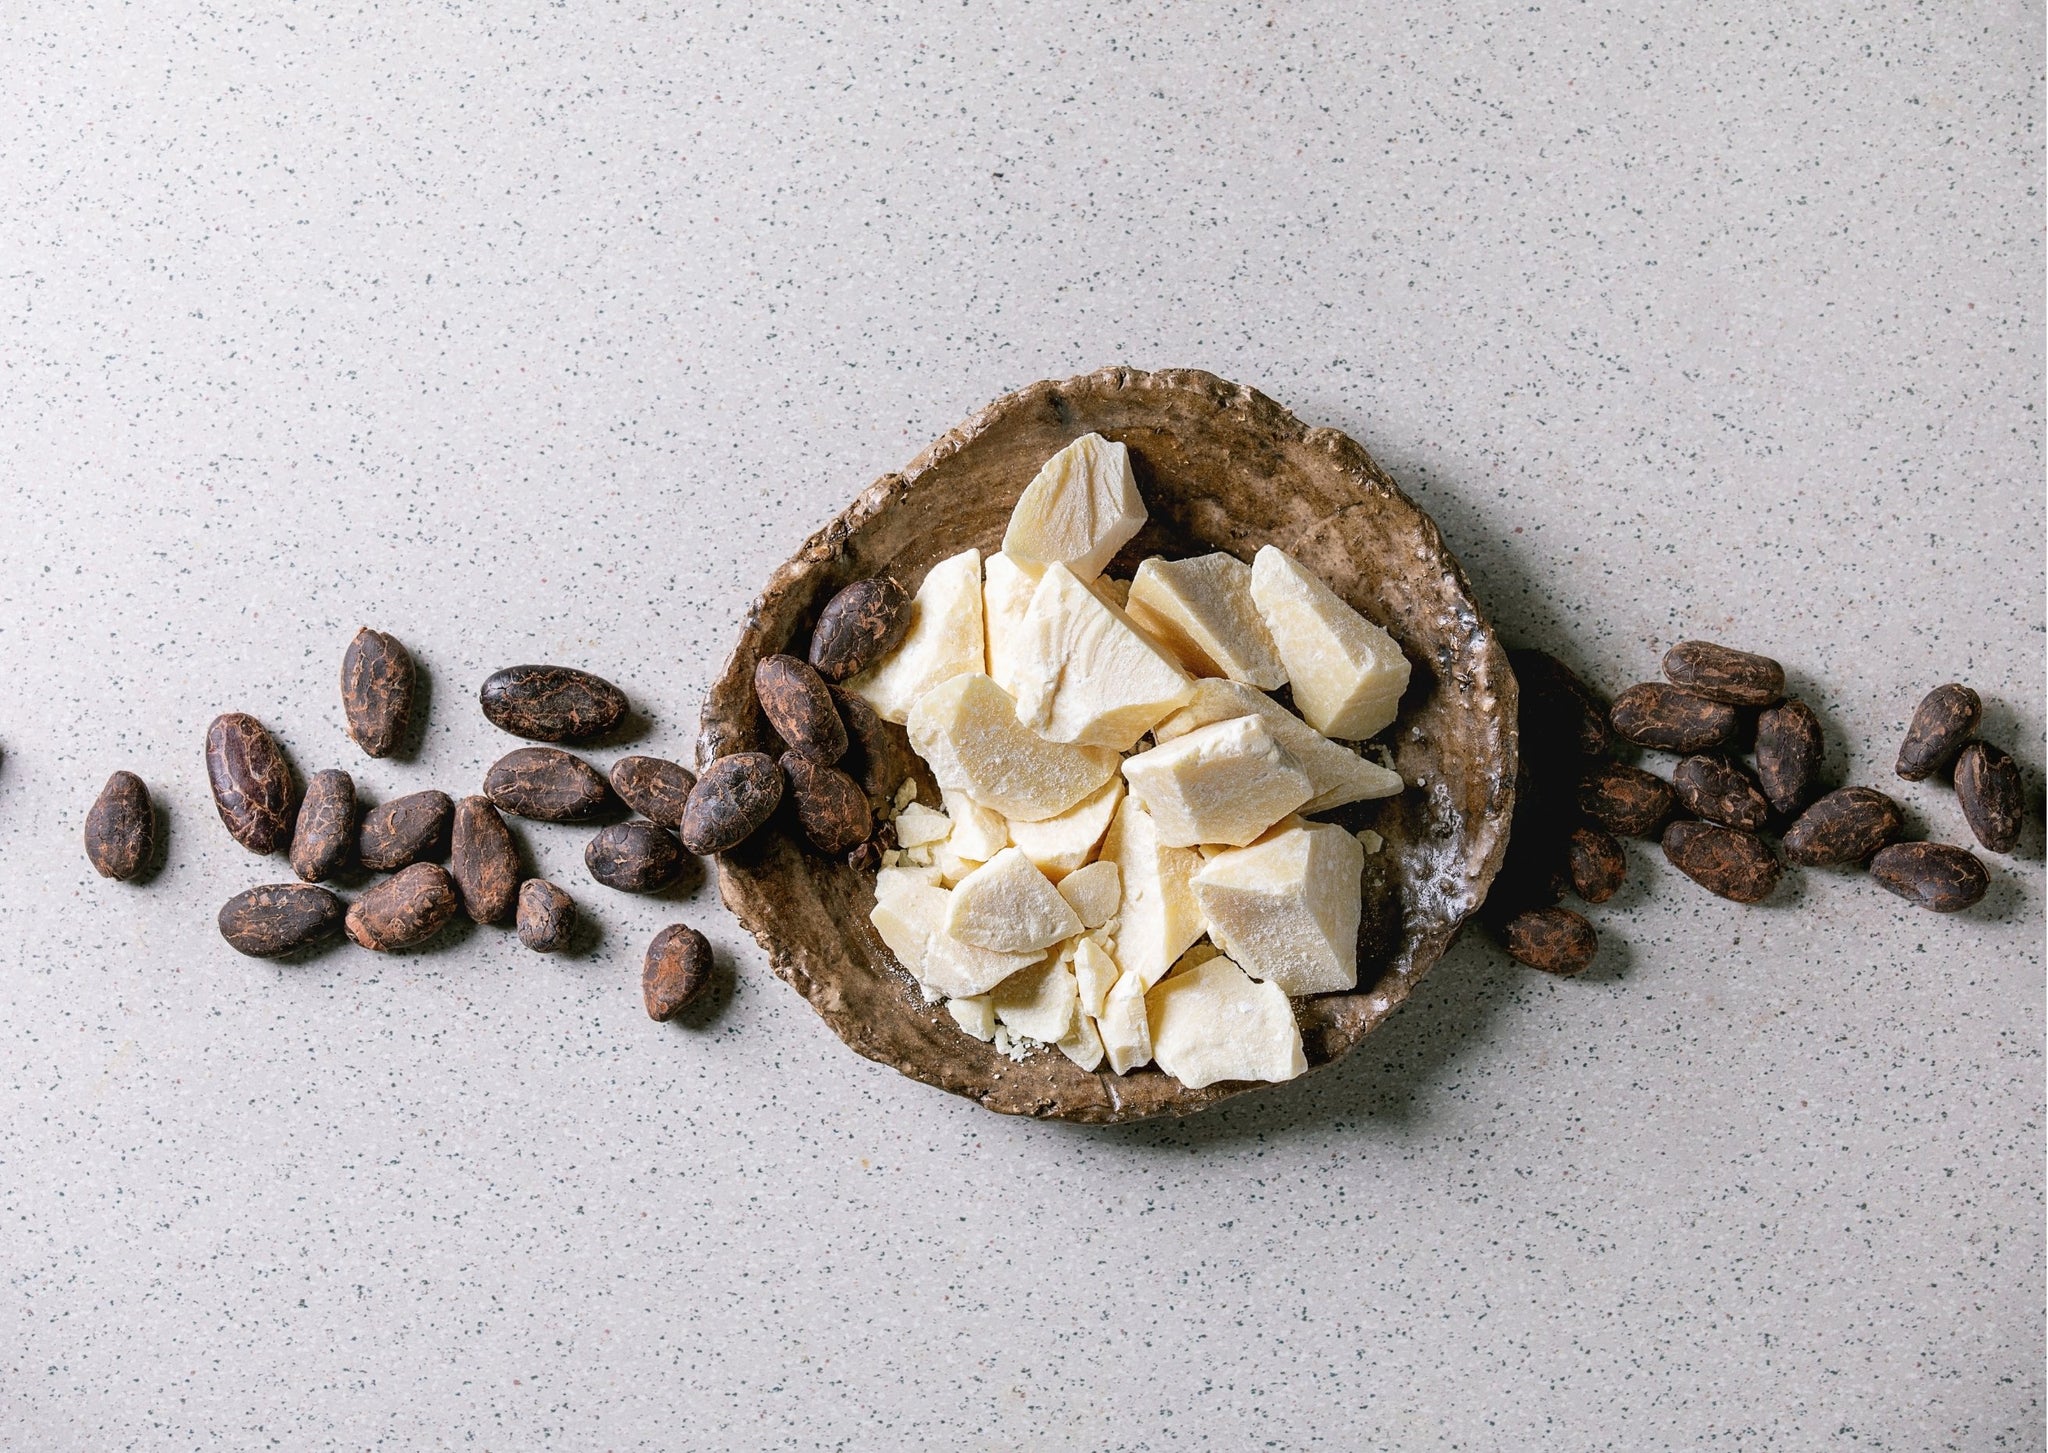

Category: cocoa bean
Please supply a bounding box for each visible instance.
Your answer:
[834,687,915,815]
[1610,684,1740,753]
[643,923,713,1020]
[1509,648,1613,759]
[205,713,297,854]
[357,789,453,872]
[1954,742,2022,853]
[289,769,356,883]
[1661,820,1780,903]
[1896,684,1980,781]
[1869,841,1989,912]
[340,627,415,759]
[781,752,873,855]
[585,821,685,893]
[219,883,346,957]
[344,862,460,950]
[609,755,696,828]
[1501,907,1598,976]
[479,664,628,743]
[1661,640,1785,706]
[483,747,613,822]
[1754,698,1824,815]
[679,752,783,854]
[807,576,911,682]
[84,770,154,881]
[1671,755,1771,831]
[754,654,848,764]
[450,795,521,922]
[516,879,576,952]
[1566,824,1626,904]
[1577,761,1676,838]
[1782,787,1903,866]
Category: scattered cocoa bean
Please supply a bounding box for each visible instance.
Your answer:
[451,795,521,922]
[1661,641,1785,706]
[205,713,298,854]
[585,821,686,893]
[1502,907,1598,976]
[807,576,911,683]
[754,654,848,764]
[479,664,629,743]
[218,883,346,957]
[290,769,356,883]
[1671,755,1771,831]
[1661,820,1780,903]
[357,789,454,872]
[84,770,154,881]
[1754,697,1824,816]
[344,862,460,951]
[609,755,696,828]
[483,747,613,822]
[1954,742,2022,853]
[1566,825,1626,904]
[1869,841,1989,913]
[834,687,915,815]
[1610,683,1740,753]
[516,879,576,952]
[1509,648,1613,758]
[680,752,784,854]
[340,627,416,759]
[1577,761,1676,838]
[781,752,873,855]
[1896,683,1980,781]
[1781,787,1904,866]
[643,923,713,1020]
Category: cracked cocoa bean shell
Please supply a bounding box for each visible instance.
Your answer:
[290,768,356,883]
[1661,819,1780,903]
[680,752,783,855]
[833,687,915,816]
[1577,761,1675,838]
[1754,698,1824,816]
[479,665,628,743]
[218,883,345,957]
[643,923,713,1020]
[754,654,848,764]
[1896,683,1980,781]
[781,752,873,856]
[1610,683,1740,753]
[84,770,154,881]
[1782,787,1904,866]
[205,713,298,854]
[1869,841,1989,912]
[1501,907,1597,976]
[1954,742,2022,853]
[1509,648,1612,760]
[1565,824,1626,904]
[807,576,911,683]
[340,627,416,758]
[1671,755,1771,831]
[1661,640,1785,706]
[483,747,613,822]
[345,862,460,951]
[357,789,454,872]
[609,755,696,829]
[516,879,576,952]
[585,821,685,893]
[451,795,521,922]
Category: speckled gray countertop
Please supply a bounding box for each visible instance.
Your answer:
[1,4,2041,1448]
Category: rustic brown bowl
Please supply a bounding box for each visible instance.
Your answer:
[699,367,1516,1123]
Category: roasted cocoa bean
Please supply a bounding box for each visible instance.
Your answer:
[1782,787,1904,866]
[84,770,154,881]
[781,752,873,855]
[1566,824,1626,904]
[585,821,685,893]
[483,747,613,822]
[834,687,915,815]
[1577,761,1676,838]
[1671,755,1771,831]
[1754,697,1824,816]
[1869,841,1989,912]
[479,664,628,743]
[807,576,911,683]
[1510,648,1613,759]
[1661,641,1785,707]
[344,862,460,950]
[357,789,453,872]
[1501,907,1598,976]
[205,713,298,854]
[643,923,714,1020]
[218,883,345,957]
[754,654,848,764]
[1954,742,2022,853]
[1896,683,1980,781]
[1609,683,1740,753]
[516,879,576,952]
[680,752,783,854]
[1662,819,1780,903]
[450,795,521,922]
[340,627,416,758]
[609,755,696,828]
[290,769,356,883]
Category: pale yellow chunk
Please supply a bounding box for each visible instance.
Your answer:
[940,788,1009,862]
[1001,433,1146,581]
[1071,934,1121,1019]
[1192,818,1364,995]
[1153,678,1404,812]
[1056,1011,1105,1071]
[1120,714,1313,849]
[982,551,1041,696]
[876,862,944,896]
[1248,546,1411,740]
[947,994,996,1042]
[1167,941,1223,979]
[869,876,951,986]
[932,843,980,887]
[1126,553,1288,689]
[1099,968,1155,1075]
[920,930,1043,999]
[1099,797,1206,988]
[906,673,1119,822]
[1013,565,1194,751]
[989,957,1079,1043]
[1006,775,1123,879]
[1146,954,1307,1089]
[945,847,1081,954]
[892,802,951,849]
[846,548,985,723]
[1056,860,1122,929]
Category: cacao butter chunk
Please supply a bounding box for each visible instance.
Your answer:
[1056,1009,1106,1071]
[876,862,944,895]
[907,673,1119,822]
[1057,860,1122,930]
[846,548,984,723]
[1248,546,1411,740]
[1001,432,1146,581]
[947,994,997,1042]
[1072,933,1121,1018]
[1167,941,1224,979]
[1146,954,1307,1090]
[1013,564,1194,751]
[932,841,981,887]
[892,801,951,848]
[1153,678,1403,812]
[1193,818,1364,995]
[1121,714,1313,849]
[1099,797,1206,988]
[1098,968,1155,1075]
[990,957,1079,1043]
[920,929,1044,999]
[1126,553,1289,689]
[982,552,1041,696]
[940,788,1010,862]
[869,874,951,985]
[945,847,1083,954]
[1006,775,1123,879]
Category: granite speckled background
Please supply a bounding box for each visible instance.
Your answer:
[2,3,2041,1448]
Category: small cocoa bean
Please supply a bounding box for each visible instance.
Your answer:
[609,755,696,828]
[290,769,356,883]
[340,627,416,758]
[218,883,346,957]
[344,862,460,950]
[1671,755,1771,831]
[357,789,454,872]
[1661,640,1785,706]
[585,821,685,893]
[205,713,298,854]
[1896,683,1980,781]
[1566,824,1626,904]
[834,687,915,815]
[450,795,521,922]
[1662,819,1780,903]
[84,770,154,881]
[1501,907,1598,976]
[781,752,873,855]
[680,752,783,854]
[483,747,613,822]
[1577,761,1676,838]
[516,879,576,952]
[643,923,714,1020]
[1782,787,1904,866]
[754,654,848,764]
[1954,742,2022,853]
[1869,841,1989,912]
[1610,683,1740,753]
[807,576,911,683]
[1754,697,1824,815]
[1509,648,1613,759]
[479,664,628,743]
